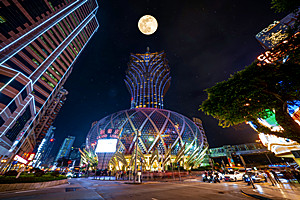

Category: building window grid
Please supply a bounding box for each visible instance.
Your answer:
[57,23,67,37]
[62,49,74,64]
[28,44,45,62]
[57,56,68,69]
[66,15,76,30]
[60,53,71,66]
[40,36,54,51]
[75,8,83,21]
[74,36,83,49]
[53,60,66,73]
[33,40,50,57]
[45,70,59,83]
[76,34,84,48]
[44,32,58,47]
[72,40,80,53]
[60,19,70,35]
[62,19,71,34]
[67,46,76,57]
[41,76,55,88]
[49,65,62,77]
[52,26,64,42]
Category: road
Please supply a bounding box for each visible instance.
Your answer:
[0,177,297,200]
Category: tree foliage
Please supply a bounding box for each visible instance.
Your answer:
[270,0,300,13]
[200,33,300,142]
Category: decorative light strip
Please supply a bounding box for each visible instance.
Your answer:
[30,9,98,83]
[0,0,85,54]
[0,72,20,92]
[12,24,99,154]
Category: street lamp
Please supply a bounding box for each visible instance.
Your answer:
[134,130,141,183]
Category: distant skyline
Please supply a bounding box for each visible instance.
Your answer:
[51,0,287,156]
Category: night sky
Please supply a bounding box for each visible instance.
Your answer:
[51,0,287,155]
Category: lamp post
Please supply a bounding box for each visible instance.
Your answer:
[134,130,141,183]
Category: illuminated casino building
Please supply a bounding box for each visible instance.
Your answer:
[86,50,208,171]
[0,0,99,171]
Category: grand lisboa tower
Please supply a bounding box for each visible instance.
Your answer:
[86,49,208,170]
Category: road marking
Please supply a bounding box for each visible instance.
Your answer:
[15,190,37,193]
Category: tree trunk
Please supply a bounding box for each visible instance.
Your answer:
[274,102,300,142]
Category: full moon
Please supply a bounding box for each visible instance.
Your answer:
[138,15,158,35]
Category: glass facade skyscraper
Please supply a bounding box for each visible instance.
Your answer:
[55,135,75,162]
[0,0,99,170]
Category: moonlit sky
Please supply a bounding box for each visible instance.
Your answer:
[51,0,287,155]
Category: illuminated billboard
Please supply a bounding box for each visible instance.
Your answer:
[14,155,28,164]
[95,139,118,153]
[256,21,288,49]
[255,10,299,49]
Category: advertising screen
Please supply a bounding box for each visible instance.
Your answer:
[95,139,118,153]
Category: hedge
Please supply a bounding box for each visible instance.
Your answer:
[0,175,66,184]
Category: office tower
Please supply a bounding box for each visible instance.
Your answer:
[55,135,75,162]
[32,126,55,167]
[0,0,99,169]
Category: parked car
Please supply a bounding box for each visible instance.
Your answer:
[224,171,244,181]
[73,172,82,178]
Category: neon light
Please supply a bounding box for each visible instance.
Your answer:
[0,72,20,92]
[0,80,32,115]
[0,0,86,54]
[30,9,97,83]
[12,24,99,153]
[6,66,35,91]
[0,95,33,137]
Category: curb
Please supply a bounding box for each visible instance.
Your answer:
[241,190,273,200]
[0,179,68,192]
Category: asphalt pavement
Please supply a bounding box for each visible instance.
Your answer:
[0,177,299,200]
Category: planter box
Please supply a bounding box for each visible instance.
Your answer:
[0,179,68,192]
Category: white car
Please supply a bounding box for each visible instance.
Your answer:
[224,171,244,181]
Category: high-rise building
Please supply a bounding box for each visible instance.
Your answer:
[55,135,75,162]
[0,0,99,169]
[32,126,55,167]
[125,49,171,109]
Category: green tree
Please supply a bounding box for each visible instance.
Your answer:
[270,0,300,13]
[201,0,300,141]
[200,36,300,142]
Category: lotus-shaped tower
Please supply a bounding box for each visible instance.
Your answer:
[86,49,208,170]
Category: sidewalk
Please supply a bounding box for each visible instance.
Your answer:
[242,182,300,200]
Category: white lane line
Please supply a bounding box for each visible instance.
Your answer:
[15,190,37,193]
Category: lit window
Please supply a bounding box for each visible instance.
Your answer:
[0,16,6,23]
